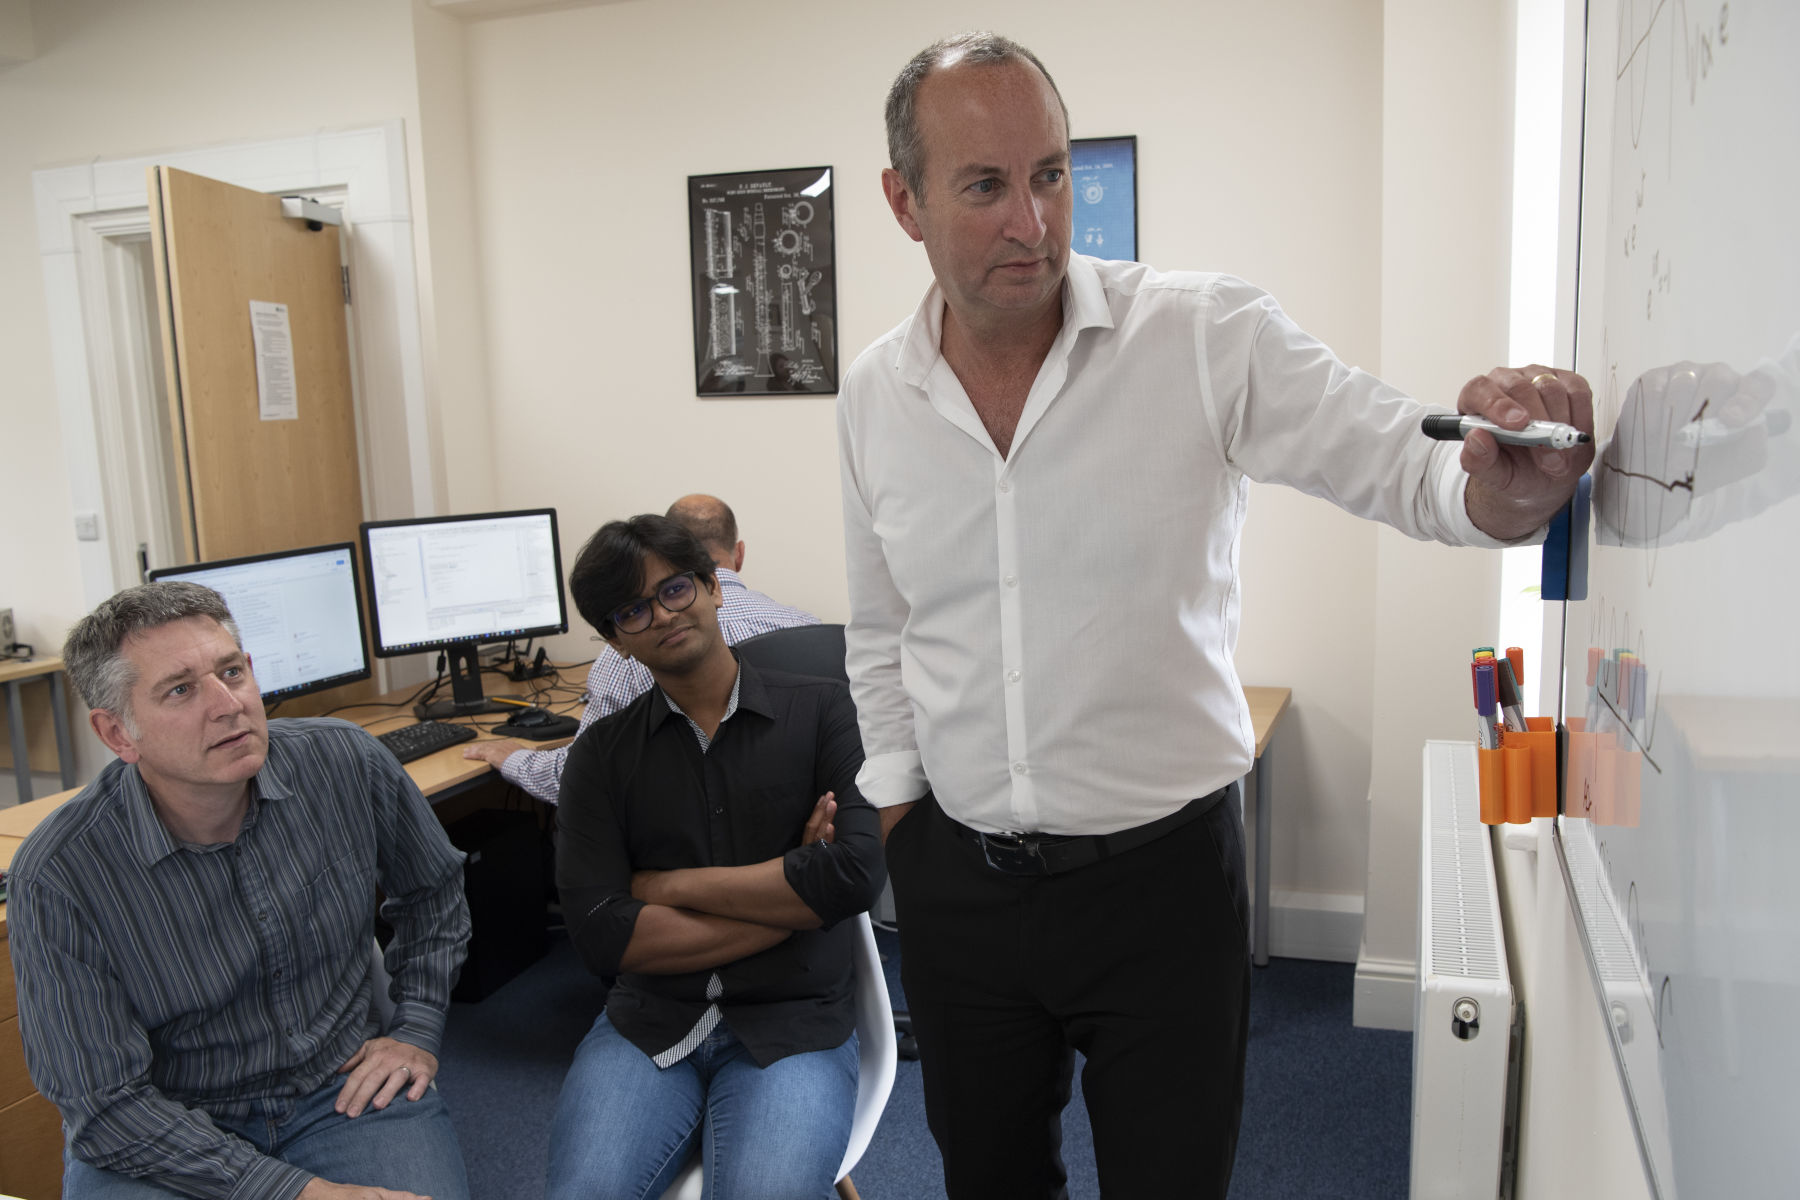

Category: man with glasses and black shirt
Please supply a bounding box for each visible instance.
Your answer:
[463,494,818,801]
[544,515,885,1200]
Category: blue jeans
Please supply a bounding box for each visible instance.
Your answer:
[545,1012,857,1200]
[62,1078,469,1199]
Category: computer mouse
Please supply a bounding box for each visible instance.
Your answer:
[511,707,556,728]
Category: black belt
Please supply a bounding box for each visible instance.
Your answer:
[949,785,1230,876]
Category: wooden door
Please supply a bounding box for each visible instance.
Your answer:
[147,166,364,560]
[147,166,376,712]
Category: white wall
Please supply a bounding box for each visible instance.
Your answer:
[0,0,442,780]
[1355,0,1513,1026]
[0,0,1516,966]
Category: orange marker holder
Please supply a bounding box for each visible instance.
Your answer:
[1563,717,1643,828]
[1478,716,1558,824]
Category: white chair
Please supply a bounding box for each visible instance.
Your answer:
[659,911,897,1200]
[370,937,397,1032]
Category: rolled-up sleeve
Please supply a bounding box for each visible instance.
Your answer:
[366,737,470,1056]
[781,683,886,928]
[9,875,313,1200]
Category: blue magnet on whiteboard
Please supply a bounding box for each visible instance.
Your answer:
[1541,473,1591,601]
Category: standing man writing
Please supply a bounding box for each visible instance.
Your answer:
[837,32,1594,1198]
[7,582,471,1200]
[464,494,817,801]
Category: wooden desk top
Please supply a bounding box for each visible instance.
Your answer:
[335,680,582,797]
[1242,685,1292,760]
[0,656,65,687]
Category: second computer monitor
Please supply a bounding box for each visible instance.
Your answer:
[360,507,568,717]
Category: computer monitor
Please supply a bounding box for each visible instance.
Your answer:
[148,542,372,703]
[360,508,568,718]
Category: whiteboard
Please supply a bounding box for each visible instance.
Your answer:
[1558,1,1800,1197]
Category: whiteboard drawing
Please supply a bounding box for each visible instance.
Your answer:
[1562,2,1800,1196]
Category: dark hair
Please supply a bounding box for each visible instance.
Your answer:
[62,581,242,721]
[569,515,718,639]
[886,31,1070,195]
[665,495,739,562]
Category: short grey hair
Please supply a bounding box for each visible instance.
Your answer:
[885,32,1070,196]
[63,581,242,721]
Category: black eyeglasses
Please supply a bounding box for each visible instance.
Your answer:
[608,571,699,635]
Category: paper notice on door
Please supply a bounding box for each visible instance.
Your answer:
[249,300,298,421]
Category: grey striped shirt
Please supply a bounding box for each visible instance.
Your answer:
[6,717,470,1200]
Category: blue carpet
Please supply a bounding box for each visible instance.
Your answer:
[436,932,1411,1199]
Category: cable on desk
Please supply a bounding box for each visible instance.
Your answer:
[318,676,441,719]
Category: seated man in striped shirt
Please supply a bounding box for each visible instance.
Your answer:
[546,516,884,1200]
[462,494,819,801]
[7,582,472,1200]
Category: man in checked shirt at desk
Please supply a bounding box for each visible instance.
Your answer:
[7,582,471,1200]
[462,494,819,799]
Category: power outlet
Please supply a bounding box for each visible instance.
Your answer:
[0,607,14,649]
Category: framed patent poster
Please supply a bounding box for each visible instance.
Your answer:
[1069,136,1137,261]
[687,166,838,396]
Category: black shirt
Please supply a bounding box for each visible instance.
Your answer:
[556,658,885,1066]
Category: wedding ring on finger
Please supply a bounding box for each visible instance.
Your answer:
[1530,372,1556,387]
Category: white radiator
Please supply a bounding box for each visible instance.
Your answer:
[1411,741,1520,1199]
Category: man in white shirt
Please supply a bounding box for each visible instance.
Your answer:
[837,32,1595,1199]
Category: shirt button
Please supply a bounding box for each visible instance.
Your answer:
[257,912,268,922]
[1006,669,1021,684]
[1003,574,1017,588]
[1013,762,1028,775]
[713,806,724,815]
[274,969,284,980]
[997,480,1012,493]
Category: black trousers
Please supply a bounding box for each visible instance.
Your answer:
[885,790,1251,1199]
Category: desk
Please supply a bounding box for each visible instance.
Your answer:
[343,678,581,802]
[1241,685,1292,969]
[0,658,78,805]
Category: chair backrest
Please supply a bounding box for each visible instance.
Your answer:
[838,911,898,1180]
[732,624,849,684]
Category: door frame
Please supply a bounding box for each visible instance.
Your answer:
[33,121,434,609]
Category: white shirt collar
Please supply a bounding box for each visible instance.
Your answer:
[894,253,1117,390]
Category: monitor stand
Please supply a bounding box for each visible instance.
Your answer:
[414,643,521,720]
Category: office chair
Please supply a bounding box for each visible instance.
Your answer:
[732,622,850,681]
[370,937,397,1032]
[657,912,897,1200]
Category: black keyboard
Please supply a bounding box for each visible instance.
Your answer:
[376,720,476,764]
